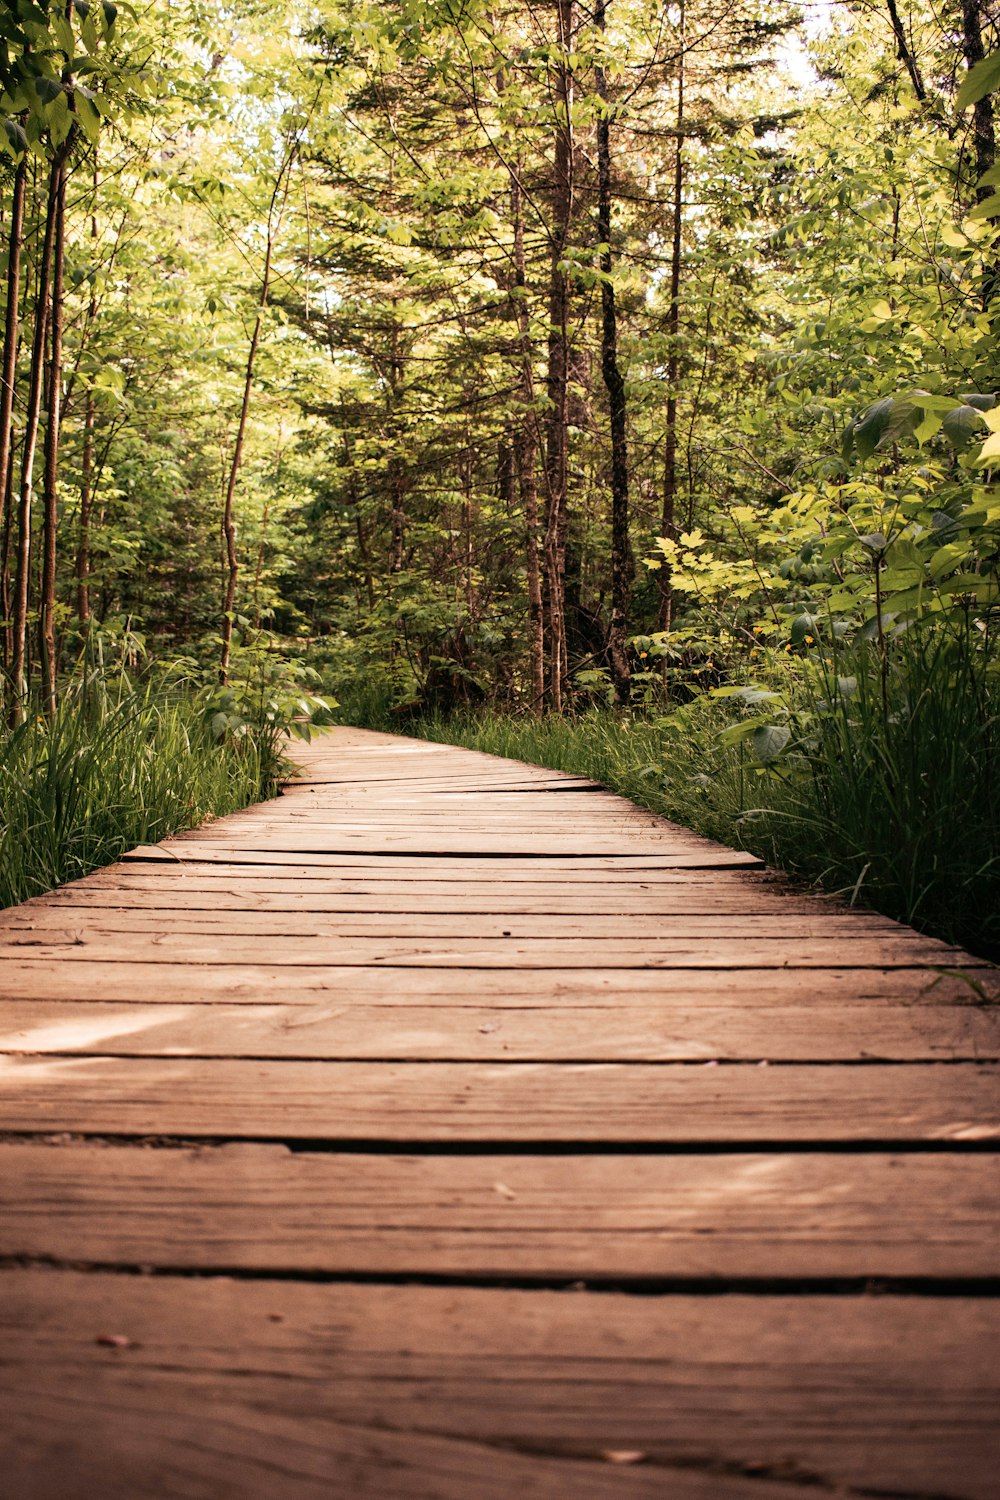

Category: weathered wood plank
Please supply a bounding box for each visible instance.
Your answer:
[2,997,995,1061]
[2,1271,997,1499]
[158,834,756,858]
[0,1056,996,1141]
[0,907,913,940]
[3,1142,997,1278]
[1,960,988,1007]
[122,844,765,870]
[26,884,849,915]
[1,1394,757,1500]
[0,930,972,967]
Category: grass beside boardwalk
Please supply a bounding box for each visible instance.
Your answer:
[341,634,1000,962]
[0,677,285,909]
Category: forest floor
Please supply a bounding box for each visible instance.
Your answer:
[0,726,998,1498]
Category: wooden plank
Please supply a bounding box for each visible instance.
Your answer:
[279,780,612,800]
[1,1393,751,1500]
[0,929,972,967]
[27,884,850,915]
[2,1271,997,1498]
[2,998,996,1061]
[157,834,754,857]
[0,1056,996,1141]
[1,961,989,1007]
[3,1142,997,1278]
[0,908,914,940]
[120,846,765,870]
[74,860,778,886]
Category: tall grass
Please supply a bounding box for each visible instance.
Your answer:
[340,628,999,959]
[0,673,285,908]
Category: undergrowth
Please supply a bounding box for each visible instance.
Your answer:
[0,670,287,908]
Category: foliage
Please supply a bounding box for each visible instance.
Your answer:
[349,613,998,959]
[0,668,286,908]
[1,2,998,943]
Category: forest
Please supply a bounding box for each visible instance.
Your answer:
[0,0,998,955]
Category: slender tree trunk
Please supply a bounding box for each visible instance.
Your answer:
[543,0,576,712]
[596,0,632,707]
[462,442,475,615]
[220,137,299,684]
[386,322,406,585]
[11,158,59,718]
[41,151,69,715]
[76,391,95,627]
[389,465,405,575]
[510,169,545,710]
[497,436,514,515]
[0,152,27,686]
[885,0,926,102]
[220,238,272,684]
[77,162,100,629]
[658,0,685,636]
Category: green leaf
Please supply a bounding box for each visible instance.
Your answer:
[956,51,1000,111]
[851,395,917,460]
[718,719,759,747]
[790,612,818,645]
[710,685,780,704]
[851,397,893,460]
[941,404,988,448]
[752,723,791,762]
[1,119,28,158]
[969,192,1000,222]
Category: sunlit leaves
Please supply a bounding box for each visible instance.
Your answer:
[956,50,1000,111]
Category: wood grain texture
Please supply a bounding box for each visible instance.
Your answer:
[0,930,971,967]
[0,959,990,1007]
[2,997,996,1060]
[2,1271,998,1499]
[122,852,767,876]
[3,1142,997,1278]
[0,907,912,939]
[1,1055,996,1141]
[2,725,997,1500]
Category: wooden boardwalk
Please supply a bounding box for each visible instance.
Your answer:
[1,725,998,1499]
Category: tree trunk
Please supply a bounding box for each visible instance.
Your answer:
[76,163,100,630]
[220,218,281,683]
[10,156,59,719]
[76,390,95,628]
[0,151,27,686]
[220,137,299,684]
[596,0,632,707]
[41,151,69,715]
[219,254,270,685]
[885,0,926,102]
[543,0,576,712]
[510,168,546,711]
[386,323,406,584]
[658,0,685,637]
[1,439,15,678]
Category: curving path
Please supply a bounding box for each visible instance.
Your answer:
[1,726,998,1498]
